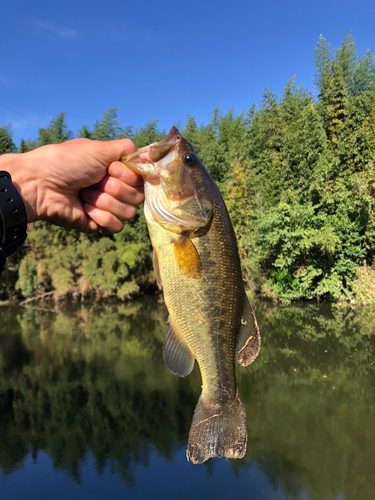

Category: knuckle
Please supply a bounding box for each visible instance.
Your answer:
[99,211,113,227]
[122,138,136,152]
[123,206,137,220]
[110,179,124,198]
[113,220,125,233]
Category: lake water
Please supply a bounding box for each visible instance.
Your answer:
[0,296,374,500]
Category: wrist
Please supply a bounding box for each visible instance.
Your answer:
[0,170,28,257]
[0,152,41,224]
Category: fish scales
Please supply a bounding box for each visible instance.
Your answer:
[148,195,242,405]
[121,127,260,464]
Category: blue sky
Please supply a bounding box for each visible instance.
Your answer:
[1,0,375,147]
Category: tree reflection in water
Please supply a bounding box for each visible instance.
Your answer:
[0,297,374,499]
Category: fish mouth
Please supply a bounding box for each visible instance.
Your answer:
[121,127,212,231]
[120,127,181,181]
[149,127,181,162]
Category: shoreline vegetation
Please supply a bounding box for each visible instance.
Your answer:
[2,33,375,304]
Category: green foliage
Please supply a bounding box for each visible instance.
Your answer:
[37,112,72,145]
[15,209,153,300]
[0,124,16,154]
[78,125,93,139]
[132,119,164,148]
[3,33,375,302]
[18,138,38,152]
[224,32,375,302]
[351,264,375,304]
[256,200,364,301]
[91,107,123,141]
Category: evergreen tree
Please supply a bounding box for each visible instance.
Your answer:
[18,139,28,153]
[314,34,333,98]
[18,138,38,153]
[352,49,375,96]
[182,115,200,145]
[78,125,93,139]
[3,31,375,303]
[0,125,16,154]
[117,125,134,140]
[92,107,122,141]
[335,31,358,96]
[319,61,348,146]
[133,119,164,148]
[38,112,72,146]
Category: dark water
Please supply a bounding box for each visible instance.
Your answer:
[0,296,374,500]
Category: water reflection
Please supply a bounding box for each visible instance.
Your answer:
[0,298,374,499]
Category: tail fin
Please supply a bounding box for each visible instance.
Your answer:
[186,390,247,464]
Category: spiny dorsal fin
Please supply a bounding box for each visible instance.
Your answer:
[163,317,195,377]
[153,249,163,290]
[173,235,202,279]
[236,295,261,366]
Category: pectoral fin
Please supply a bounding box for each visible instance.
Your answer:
[236,295,261,366]
[173,235,202,279]
[163,317,195,377]
[153,249,163,290]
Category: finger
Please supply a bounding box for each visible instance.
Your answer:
[90,175,145,205]
[85,218,100,233]
[83,202,124,234]
[108,161,144,187]
[81,188,138,221]
[100,138,137,164]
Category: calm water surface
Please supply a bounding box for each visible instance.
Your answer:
[0,296,374,500]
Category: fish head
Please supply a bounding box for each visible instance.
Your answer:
[121,127,213,232]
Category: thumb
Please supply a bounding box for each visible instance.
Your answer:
[99,138,137,163]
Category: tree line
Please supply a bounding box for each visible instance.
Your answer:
[2,32,375,303]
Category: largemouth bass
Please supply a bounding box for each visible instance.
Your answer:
[121,127,260,464]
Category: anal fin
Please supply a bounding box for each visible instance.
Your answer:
[236,294,261,366]
[163,317,195,377]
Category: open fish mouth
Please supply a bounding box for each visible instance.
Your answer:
[120,127,181,181]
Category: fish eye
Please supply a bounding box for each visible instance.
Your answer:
[184,154,197,167]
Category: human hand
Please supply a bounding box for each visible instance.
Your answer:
[0,138,144,233]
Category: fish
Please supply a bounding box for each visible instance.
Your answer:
[121,127,260,464]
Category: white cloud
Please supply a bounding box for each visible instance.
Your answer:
[34,19,78,40]
[91,22,152,45]
[3,112,53,132]
[0,75,22,87]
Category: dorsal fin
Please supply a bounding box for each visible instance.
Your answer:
[163,317,195,377]
[173,235,202,279]
[236,295,261,366]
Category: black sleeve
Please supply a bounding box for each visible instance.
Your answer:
[0,170,28,279]
[0,247,5,277]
